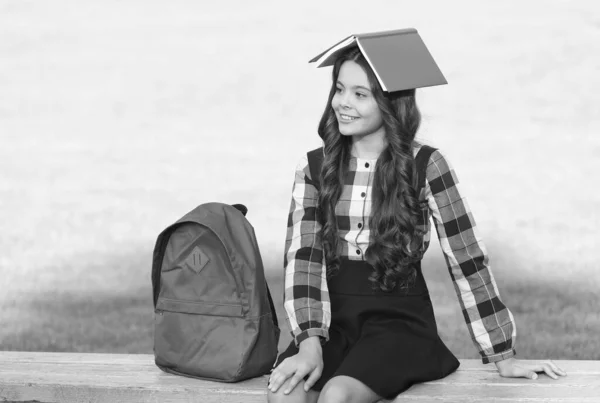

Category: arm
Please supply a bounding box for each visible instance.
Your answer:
[268,154,328,394]
[425,149,517,364]
[283,154,331,347]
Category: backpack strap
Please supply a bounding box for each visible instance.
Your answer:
[414,145,437,196]
[307,147,324,190]
[233,203,278,328]
[308,145,435,195]
[266,285,278,327]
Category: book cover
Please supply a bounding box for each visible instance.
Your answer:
[309,28,447,92]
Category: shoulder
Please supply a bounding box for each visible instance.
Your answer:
[428,148,453,173]
[412,143,453,172]
[292,147,323,180]
[293,153,309,173]
[307,146,324,160]
[418,146,460,193]
[304,147,324,170]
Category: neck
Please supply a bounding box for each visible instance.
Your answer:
[350,128,387,159]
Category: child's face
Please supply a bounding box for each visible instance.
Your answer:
[332,60,384,139]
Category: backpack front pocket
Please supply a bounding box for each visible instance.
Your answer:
[157,298,243,317]
[154,298,245,381]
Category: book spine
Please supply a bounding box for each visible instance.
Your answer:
[356,28,417,40]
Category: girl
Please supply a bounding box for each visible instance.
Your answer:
[267,44,567,403]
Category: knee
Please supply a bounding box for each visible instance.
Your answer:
[318,382,352,403]
[267,389,286,403]
[267,389,293,403]
[267,378,315,403]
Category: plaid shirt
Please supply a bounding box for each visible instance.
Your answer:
[283,145,517,364]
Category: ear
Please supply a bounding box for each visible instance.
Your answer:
[231,204,248,216]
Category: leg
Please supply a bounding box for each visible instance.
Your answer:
[269,328,349,403]
[317,375,381,403]
[267,377,320,403]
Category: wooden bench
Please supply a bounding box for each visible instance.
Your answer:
[0,352,598,402]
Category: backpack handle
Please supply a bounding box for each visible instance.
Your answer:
[232,204,248,216]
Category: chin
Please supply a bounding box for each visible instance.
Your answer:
[337,125,357,137]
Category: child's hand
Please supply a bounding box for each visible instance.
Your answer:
[268,337,324,394]
[495,358,567,380]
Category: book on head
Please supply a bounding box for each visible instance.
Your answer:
[309,28,447,93]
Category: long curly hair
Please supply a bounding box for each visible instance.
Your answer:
[316,47,425,292]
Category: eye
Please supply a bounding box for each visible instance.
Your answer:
[356,92,367,98]
[335,87,343,93]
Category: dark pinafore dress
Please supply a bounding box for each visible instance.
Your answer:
[275,146,460,399]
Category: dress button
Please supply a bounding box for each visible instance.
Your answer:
[365,162,370,168]
[358,223,362,228]
[356,249,361,255]
[361,192,366,198]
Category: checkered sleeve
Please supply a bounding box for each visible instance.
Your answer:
[425,149,517,364]
[283,154,331,347]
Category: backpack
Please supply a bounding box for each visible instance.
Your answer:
[151,202,280,382]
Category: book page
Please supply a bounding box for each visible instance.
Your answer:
[315,36,357,67]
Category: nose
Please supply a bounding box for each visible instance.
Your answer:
[339,92,352,109]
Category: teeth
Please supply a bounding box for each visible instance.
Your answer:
[340,114,358,121]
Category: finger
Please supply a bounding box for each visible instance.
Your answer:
[499,364,536,380]
[268,369,280,384]
[547,361,567,376]
[270,372,289,393]
[541,364,559,380]
[284,371,309,395]
[511,365,538,380]
[304,367,323,391]
[268,371,283,391]
[269,373,282,392]
[267,373,277,390]
[268,360,289,391]
[270,369,295,393]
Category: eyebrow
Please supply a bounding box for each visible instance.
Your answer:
[336,81,372,92]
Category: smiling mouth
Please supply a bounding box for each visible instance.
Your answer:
[339,114,359,122]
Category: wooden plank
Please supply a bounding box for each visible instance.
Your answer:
[0,352,158,365]
[390,374,600,402]
[444,358,600,374]
[1,354,596,379]
[0,352,598,403]
[1,352,598,374]
[0,384,267,403]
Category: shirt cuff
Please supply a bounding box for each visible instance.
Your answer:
[294,328,329,347]
[482,348,516,364]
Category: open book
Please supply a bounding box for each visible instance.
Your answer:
[309,28,447,93]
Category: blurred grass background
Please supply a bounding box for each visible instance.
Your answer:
[1,0,599,360]
[3,251,599,360]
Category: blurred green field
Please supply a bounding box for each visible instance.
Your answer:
[2,249,599,360]
[1,0,599,360]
